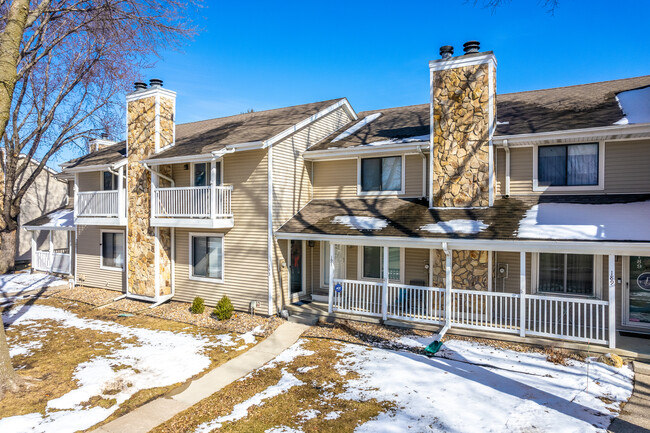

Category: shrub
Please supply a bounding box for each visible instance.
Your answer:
[213,296,234,320]
[598,353,624,368]
[190,297,205,314]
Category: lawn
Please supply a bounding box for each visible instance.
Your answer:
[153,323,634,433]
[0,293,272,433]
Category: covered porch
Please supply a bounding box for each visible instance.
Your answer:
[23,208,75,276]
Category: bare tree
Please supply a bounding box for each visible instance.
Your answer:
[0,0,199,398]
[475,0,559,13]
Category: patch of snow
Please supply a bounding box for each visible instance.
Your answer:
[335,339,633,433]
[194,369,303,433]
[38,209,74,229]
[496,120,510,125]
[262,340,315,370]
[9,339,44,358]
[615,86,650,125]
[517,200,650,241]
[0,273,64,296]
[332,113,382,142]
[297,409,320,421]
[364,134,430,147]
[265,427,303,433]
[296,365,317,373]
[324,411,342,420]
[0,305,238,433]
[420,219,488,235]
[239,325,264,345]
[332,216,388,231]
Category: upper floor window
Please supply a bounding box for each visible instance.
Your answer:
[102,171,118,190]
[538,143,598,187]
[537,253,594,296]
[360,156,402,193]
[193,162,221,187]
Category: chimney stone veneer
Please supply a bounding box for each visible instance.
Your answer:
[430,52,496,208]
[126,87,175,298]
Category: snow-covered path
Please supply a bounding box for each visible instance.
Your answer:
[0,273,64,297]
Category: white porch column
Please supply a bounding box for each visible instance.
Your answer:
[117,166,125,219]
[73,174,79,219]
[48,231,54,272]
[443,243,452,323]
[210,159,217,218]
[328,242,335,313]
[520,251,526,337]
[382,246,389,320]
[31,231,36,272]
[67,231,73,275]
[608,254,617,349]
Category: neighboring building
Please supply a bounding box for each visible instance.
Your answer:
[41,42,650,350]
[1,151,69,267]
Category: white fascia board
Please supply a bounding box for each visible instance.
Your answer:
[262,99,358,149]
[494,122,650,147]
[274,232,650,255]
[429,53,497,72]
[63,161,127,173]
[304,142,430,160]
[142,141,264,165]
[22,225,75,231]
[125,87,176,102]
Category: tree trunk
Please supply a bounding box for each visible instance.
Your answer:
[0,300,23,399]
[0,229,17,275]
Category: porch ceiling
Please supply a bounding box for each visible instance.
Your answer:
[276,194,650,245]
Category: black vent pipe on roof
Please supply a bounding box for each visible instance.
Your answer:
[149,78,163,88]
[463,41,480,54]
[133,82,147,91]
[439,45,454,59]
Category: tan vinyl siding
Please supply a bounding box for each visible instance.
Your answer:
[506,139,650,195]
[494,251,531,294]
[77,171,101,192]
[404,248,429,285]
[313,159,357,199]
[173,149,269,312]
[76,225,125,291]
[496,147,506,196]
[171,163,192,187]
[313,153,426,199]
[346,245,358,279]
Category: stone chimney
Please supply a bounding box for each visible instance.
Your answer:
[88,134,116,152]
[430,41,496,208]
[125,79,176,300]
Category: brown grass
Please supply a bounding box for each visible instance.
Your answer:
[152,338,392,433]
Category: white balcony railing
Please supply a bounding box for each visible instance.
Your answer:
[76,190,120,217]
[33,250,71,274]
[153,185,233,218]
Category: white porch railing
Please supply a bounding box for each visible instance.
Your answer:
[153,185,233,218]
[450,289,521,334]
[33,251,71,274]
[76,190,119,217]
[525,295,609,344]
[387,283,445,324]
[332,279,383,317]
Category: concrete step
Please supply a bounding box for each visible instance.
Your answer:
[287,312,318,326]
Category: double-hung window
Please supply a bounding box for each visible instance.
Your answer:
[537,143,599,187]
[537,253,594,296]
[191,234,223,280]
[360,156,402,193]
[193,162,221,187]
[101,231,124,269]
[362,246,400,280]
[102,171,118,190]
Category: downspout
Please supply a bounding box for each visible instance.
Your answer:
[417,145,427,199]
[503,139,510,197]
[142,162,174,187]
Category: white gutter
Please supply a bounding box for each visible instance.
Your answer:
[63,159,127,173]
[142,141,264,165]
[143,162,175,187]
[503,139,510,196]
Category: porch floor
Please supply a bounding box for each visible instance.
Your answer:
[287,300,650,361]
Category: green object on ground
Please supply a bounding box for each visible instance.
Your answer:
[118,313,134,317]
[424,340,443,356]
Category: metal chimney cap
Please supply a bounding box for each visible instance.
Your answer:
[100,132,109,139]
[149,78,163,88]
[463,41,481,54]
[133,82,147,91]
[439,45,454,59]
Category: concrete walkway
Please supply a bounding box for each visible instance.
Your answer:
[609,362,650,433]
[93,321,310,433]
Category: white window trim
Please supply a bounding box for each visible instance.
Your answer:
[99,229,125,271]
[531,252,602,299]
[188,232,225,283]
[320,241,347,288]
[357,246,404,284]
[190,161,223,187]
[356,155,406,196]
[621,255,650,329]
[532,141,605,192]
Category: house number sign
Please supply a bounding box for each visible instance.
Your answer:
[335,283,343,293]
[637,272,650,292]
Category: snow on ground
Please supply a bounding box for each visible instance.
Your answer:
[261,340,315,370]
[614,86,650,125]
[0,273,64,296]
[0,304,254,433]
[517,200,650,241]
[332,216,388,231]
[194,369,304,433]
[265,427,303,433]
[420,219,488,235]
[332,113,382,142]
[337,337,633,433]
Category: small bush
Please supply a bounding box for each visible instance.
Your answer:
[190,297,205,314]
[213,296,234,320]
[598,353,624,368]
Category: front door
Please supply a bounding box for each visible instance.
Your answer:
[289,240,305,302]
[625,256,650,329]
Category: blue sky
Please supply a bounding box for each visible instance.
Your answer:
[53,0,650,168]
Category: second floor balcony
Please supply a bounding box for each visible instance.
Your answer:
[75,189,126,225]
[151,185,234,228]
